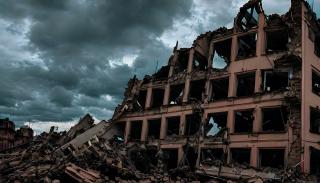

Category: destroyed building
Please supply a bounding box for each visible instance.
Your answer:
[1,0,320,182]
[14,126,33,146]
[0,118,15,151]
[107,0,320,180]
[0,118,33,151]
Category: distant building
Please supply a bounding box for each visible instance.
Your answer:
[0,118,15,151]
[15,126,33,146]
[0,118,34,151]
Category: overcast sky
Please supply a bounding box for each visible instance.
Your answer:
[0,0,319,133]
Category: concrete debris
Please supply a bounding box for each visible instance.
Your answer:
[65,114,95,141]
[1,0,320,182]
[0,113,317,182]
[65,163,101,183]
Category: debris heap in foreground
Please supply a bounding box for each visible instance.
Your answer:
[1,0,320,182]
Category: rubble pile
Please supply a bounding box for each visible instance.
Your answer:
[0,116,317,183]
[0,119,202,182]
[0,130,67,182]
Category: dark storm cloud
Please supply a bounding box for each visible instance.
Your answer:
[0,0,192,126]
[49,86,73,107]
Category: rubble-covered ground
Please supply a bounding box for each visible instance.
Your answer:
[0,121,204,183]
[0,116,318,183]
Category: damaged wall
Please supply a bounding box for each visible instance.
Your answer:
[0,118,34,152]
[0,118,15,151]
[108,0,320,180]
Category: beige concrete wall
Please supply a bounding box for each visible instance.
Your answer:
[301,2,320,173]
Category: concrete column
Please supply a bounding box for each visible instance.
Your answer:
[227,110,235,133]
[182,48,194,103]
[288,116,293,150]
[251,146,259,168]
[145,84,153,108]
[196,146,201,167]
[204,80,211,103]
[178,146,184,166]
[207,42,214,70]
[227,147,231,164]
[180,114,186,135]
[163,84,170,106]
[169,53,177,76]
[168,66,174,78]
[256,13,266,57]
[255,69,262,93]
[228,73,236,97]
[124,120,130,144]
[253,106,262,133]
[230,34,238,62]
[187,48,195,73]
[160,116,167,140]
[141,119,148,141]
[168,65,174,79]
[183,77,191,103]
[303,145,309,173]
[205,42,214,104]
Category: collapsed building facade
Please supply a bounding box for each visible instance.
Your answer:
[109,0,320,178]
[1,0,320,182]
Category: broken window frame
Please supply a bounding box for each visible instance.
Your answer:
[262,106,288,133]
[259,148,285,169]
[137,90,147,110]
[262,69,291,92]
[166,116,181,136]
[236,32,258,60]
[236,72,256,97]
[129,120,143,142]
[112,121,126,141]
[147,118,161,140]
[189,79,206,102]
[310,147,320,176]
[185,114,201,136]
[193,51,208,71]
[230,148,251,165]
[206,112,228,137]
[234,109,254,133]
[174,49,190,74]
[212,38,232,69]
[236,0,262,32]
[210,77,229,101]
[151,87,165,108]
[310,107,320,135]
[265,28,289,54]
[168,83,185,105]
[200,148,225,166]
[312,69,320,97]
